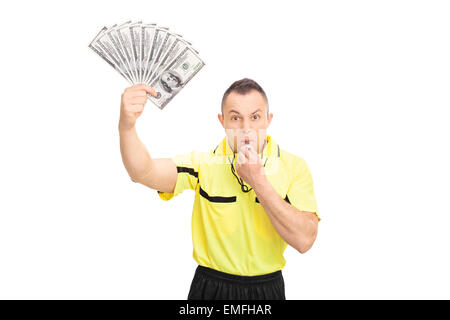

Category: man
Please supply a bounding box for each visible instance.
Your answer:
[119,78,320,300]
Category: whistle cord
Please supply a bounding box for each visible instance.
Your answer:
[228,148,269,193]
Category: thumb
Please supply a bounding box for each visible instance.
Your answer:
[135,84,158,97]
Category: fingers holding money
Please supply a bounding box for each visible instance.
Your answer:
[119,84,157,130]
[131,83,158,97]
[121,84,156,106]
[124,84,157,97]
[129,96,147,105]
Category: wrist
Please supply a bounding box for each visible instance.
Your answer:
[252,173,269,191]
[118,121,135,134]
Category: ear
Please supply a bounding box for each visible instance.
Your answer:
[218,113,225,128]
[267,112,274,127]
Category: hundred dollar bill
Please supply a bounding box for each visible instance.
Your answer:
[143,26,169,84]
[89,22,206,110]
[142,26,168,83]
[113,21,143,83]
[129,23,143,83]
[105,21,138,83]
[88,26,134,84]
[139,24,158,85]
[146,34,193,84]
[147,46,205,109]
[96,24,136,83]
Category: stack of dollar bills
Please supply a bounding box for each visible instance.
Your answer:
[88,21,205,109]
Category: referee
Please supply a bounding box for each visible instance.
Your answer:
[119,78,320,300]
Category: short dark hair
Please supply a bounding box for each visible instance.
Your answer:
[221,78,269,115]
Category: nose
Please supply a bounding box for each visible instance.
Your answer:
[241,118,251,132]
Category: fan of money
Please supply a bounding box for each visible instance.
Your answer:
[88,21,205,110]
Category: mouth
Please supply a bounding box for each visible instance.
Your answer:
[242,138,252,144]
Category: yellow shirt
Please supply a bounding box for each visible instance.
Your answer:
[157,134,320,276]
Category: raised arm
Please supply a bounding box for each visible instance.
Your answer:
[118,84,177,193]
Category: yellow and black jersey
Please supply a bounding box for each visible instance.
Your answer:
[157,134,320,276]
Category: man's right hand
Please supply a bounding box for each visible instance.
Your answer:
[119,84,157,131]
[118,83,177,192]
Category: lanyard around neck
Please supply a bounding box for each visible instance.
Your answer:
[227,140,268,193]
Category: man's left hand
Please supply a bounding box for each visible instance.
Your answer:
[235,145,266,187]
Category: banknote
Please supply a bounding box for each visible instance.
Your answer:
[147,46,205,109]
[147,36,195,84]
[105,21,137,83]
[88,26,133,84]
[140,24,157,84]
[143,26,169,83]
[96,25,137,83]
[141,25,163,83]
[115,21,142,83]
[89,21,205,109]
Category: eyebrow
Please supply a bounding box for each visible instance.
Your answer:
[229,109,262,115]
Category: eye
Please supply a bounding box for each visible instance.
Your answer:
[252,115,260,120]
[231,116,239,121]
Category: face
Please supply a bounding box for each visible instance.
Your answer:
[163,72,179,88]
[218,89,273,155]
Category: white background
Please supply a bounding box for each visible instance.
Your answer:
[0,0,449,299]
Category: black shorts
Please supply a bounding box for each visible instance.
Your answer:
[187,265,286,300]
